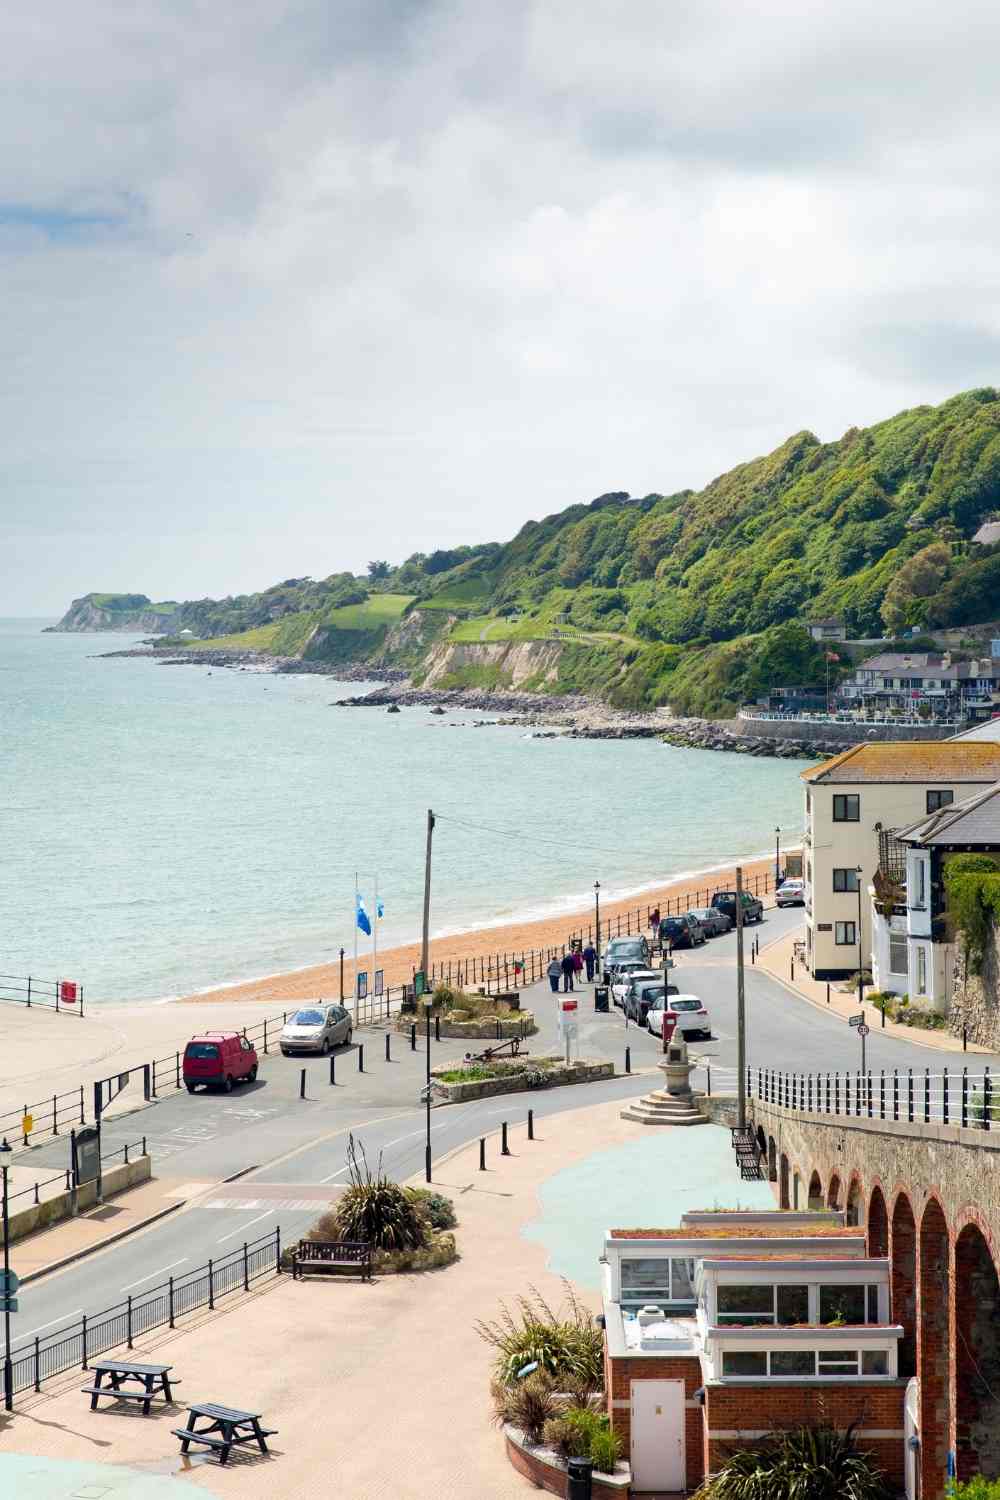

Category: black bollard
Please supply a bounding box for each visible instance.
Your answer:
[963,1026,968,1052]
[385,1033,391,1062]
[625,1046,631,1075]
[358,1044,364,1072]
[329,1054,336,1086]
[410,1024,416,1051]
[479,1137,486,1171]
[299,1068,306,1099]
[435,1014,441,1043]
[501,1121,510,1156]
[527,1109,534,1141]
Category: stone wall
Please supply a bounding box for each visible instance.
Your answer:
[734,714,959,745]
[9,1155,151,1244]
[949,930,1000,1049]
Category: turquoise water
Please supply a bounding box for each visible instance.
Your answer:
[2,619,810,1001]
[521,1127,777,1290]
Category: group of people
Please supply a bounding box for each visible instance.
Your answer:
[547,942,598,992]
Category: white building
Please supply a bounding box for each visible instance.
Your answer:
[870,781,1000,1009]
[801,742,1000,979]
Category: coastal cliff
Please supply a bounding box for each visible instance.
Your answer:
[46,593,183,633]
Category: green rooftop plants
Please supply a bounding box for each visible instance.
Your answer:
[692,1422,894,1500]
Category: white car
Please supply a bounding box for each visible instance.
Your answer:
[611,966,663,1009]
[645,993,712,1040]
[776,878,806,908]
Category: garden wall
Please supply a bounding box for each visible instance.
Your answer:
[504,1428,629,1498]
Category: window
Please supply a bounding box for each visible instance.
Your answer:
[776,1286,809,1324]
[862,1350,888,1375]
[916,946,928,996]
[835,921,857,946]
[889,933,908,975]
[867,1286,879,1323]
[913,860,927,908]
[620,1257,695,1305]
[926,789,954,813]
[671,1258,695,1301]
[817,1349,860,1375]
[819,1286,866,1324]
[833,868,859,893]
[770,1350,816,1376]
[722,1351,767,1377]
[717,1285,776,1325]
[833,795,860,821]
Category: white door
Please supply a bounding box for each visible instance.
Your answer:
[630,1379,685,1493]
[904,1377,919,1500]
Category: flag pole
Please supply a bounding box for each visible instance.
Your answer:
[372,874,378,1026]
[353,870,359,1024]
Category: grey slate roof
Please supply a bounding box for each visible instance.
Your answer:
[897,779,1000,847]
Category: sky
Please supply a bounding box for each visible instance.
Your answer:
[4,0,1000,614]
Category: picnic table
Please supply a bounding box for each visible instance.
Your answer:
[82,1358,177,1415]
[173,1401,277,1464]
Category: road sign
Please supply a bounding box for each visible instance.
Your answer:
[414,971,426,997]
[857,1023,870,1038]
[0,1271,19,1294]
[849,1013,865,1028]
[21,1114,33,1139]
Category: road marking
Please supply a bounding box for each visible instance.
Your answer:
[122,1258,188,1291]
[318,1166,352,1184]
[217,1209,274,1243]
[17,1309,82,1339]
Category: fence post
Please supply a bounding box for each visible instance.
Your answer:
[908,1068,914,1123]
[434,1015,440,1043]
[208,1259,215,1309]
[893,1070,899,1122]
[300,1069,306,1100]
[835,1073,840,1115]
[243,1241,250,1292]
[943,1068,949,1126]
[264,1019,268,1054]
[169,1275,175,1328]
[127,1294,133,1349]
[81,1313,88,1371]
[924,1068,930,1124]
[962,1067,969,1129]
[175,1052,180,1090]
[52,1094,58,1136]
[984,1067,992,1132]
[33,1337,40,1392]
[124,1142,130,1165]
[79,1085,84,1123]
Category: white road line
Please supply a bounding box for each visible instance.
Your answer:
[319,1165,351,1184]
[122,1258,188,1291]
[17,1309,82,1339]
[217,1209,274,1243]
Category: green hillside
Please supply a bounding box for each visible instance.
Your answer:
[53,388,1000,714]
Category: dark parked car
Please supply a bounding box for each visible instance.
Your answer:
[603,936,651,973]
[659,913,706,949]
[689,906,731,937]
[711,889,764,924]
[624,979,678,1024]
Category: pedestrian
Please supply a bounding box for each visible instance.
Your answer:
[547,957,561,994]
[560,952,575,992]
[572,947,584,984]
[649,905,660,934]
[582,942,597,981]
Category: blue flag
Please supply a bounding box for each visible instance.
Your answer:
[356,895,371,936]
[377,897,384,919]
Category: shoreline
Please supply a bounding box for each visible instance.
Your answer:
[178,850,790,1007]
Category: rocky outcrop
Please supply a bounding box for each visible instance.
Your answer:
[415,637,565,691]
[47,594,181,633]
[949,932,1000,1049]
[660,717,830,760]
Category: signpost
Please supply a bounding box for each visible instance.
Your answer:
[414,970,426,998]
[849,1011,869,1072]
[356,971,368,1001]
[558,998,579,1064]
[660,1010,678,1052]
[0,1270,19,1315]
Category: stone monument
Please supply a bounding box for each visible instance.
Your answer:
[620,1033,708,1127]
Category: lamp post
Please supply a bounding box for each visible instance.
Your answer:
[774,827,781,887]
[594,882,601,977]
[856,866,865,1013]
[1,1136,12,1412]
[423,996,433,1183]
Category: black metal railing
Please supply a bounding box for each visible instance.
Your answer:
[7,1228,280,1400]
[750,1065,1000,1130]
[0,973,84,1015]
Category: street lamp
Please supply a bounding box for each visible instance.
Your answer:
[423,996,434,1183]
[774,827,781,888]
[1,1136,12,1411]
[856,866,866,1013]
[594,882,601,978]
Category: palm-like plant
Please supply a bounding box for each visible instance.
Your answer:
[693,1422,894,1500]
[476,1281,604,1390]
[332,1136,427,1250]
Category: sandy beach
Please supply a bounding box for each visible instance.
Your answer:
[182,852,786,1006]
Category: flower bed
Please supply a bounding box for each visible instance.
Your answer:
[399,1014,537,1040]
[504,1426,630,1498]
[431,1054,614,1103]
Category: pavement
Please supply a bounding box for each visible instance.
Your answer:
[11,1177,187,1283]
[0,1097,762,1499]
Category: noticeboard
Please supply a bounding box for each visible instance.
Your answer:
[356,972,368,1000]
[74,1125,101,1186]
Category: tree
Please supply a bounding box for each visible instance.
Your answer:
[879,542,952,634]
[367,560,391,580]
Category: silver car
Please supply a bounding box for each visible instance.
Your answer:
[280,1002,353,1056]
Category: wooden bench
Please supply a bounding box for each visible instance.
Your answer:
[291,1239,372,1282]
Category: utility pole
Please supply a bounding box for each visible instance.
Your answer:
[736,865,747,1130]
[594,881,601,975]
[420,810,435,982]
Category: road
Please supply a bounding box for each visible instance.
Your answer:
[11,906,995,1357]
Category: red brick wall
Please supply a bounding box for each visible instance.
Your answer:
[504,1432,624,1499]
[606,1354,705,1490]
[704,1382,905,1489]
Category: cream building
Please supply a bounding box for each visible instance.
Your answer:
[801,742,1000,979]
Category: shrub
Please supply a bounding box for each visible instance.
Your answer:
[692,1422,894,1500]
[542,1409,622,1471]
[477,1282,604,1390]
[542,1415,586,1459]
[894,1006,947,1031]
[372,1232,458,1274]
[333,1136,428,1250]
[951,1479,1000,1500]
[589,1425,624,1474]
[404,1187,457,1230]
[492,1371,560,1444]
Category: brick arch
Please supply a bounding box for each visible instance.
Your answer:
[779,1152,790,1210]
[952,1203,1000,1268]
[890,1190,916,1378]
[867,1184,888,1257]
[755,1124,767,1161]
[918,1196,952,1500]
[954,1220,1000,1482]
[827,1172,842,1212]
[766,1135,777,1184]
[846,1174,864,1227]
[807,1169,824,1210]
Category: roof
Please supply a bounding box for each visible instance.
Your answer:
[973,520,1000,545]
[609,1226,863,1240]
[897,779,1000,847]
[852,652,1000,682]
[801,742,1000,784]
[950,717,1000,742]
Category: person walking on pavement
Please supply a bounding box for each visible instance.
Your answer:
[572,947,584,984]
[547,957,561,994]
[649,905,660,935]
[560,952,575,992]
[582,942,597,981]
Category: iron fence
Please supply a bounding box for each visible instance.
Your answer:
[0,973,84,1015]
[7,1228,281,1400]
[751,1065,1000,1129]
[0,1085,86,1149]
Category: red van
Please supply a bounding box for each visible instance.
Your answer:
[183,1033,258,1094]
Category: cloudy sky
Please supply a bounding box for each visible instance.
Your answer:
[4,0,1000,614]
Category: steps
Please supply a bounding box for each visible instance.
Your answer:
[621,1089,708,1127]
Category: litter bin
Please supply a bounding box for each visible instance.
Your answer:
[567,1455,593,1499]
[594,985,609,1013]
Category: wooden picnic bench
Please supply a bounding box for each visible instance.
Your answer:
[172,1401,276,1464]
[82,1358,177,1415]
[291,1238,372,1281]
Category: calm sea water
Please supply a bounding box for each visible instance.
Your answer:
[1,620,810,1001]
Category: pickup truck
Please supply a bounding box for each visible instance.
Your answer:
[711,889,764,924]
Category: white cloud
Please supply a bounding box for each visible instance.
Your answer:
[3,0,1000,610]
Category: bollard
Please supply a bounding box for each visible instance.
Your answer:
[329,1054,336,1085]
[706,1065,711,1097]
[435,1014,441,1043]
[625,1046,631,1075]
[826,982,831,1005]
[358,1044,364,1073]
[527,1109,534,1140]
[300,1068,306,1099]
[501,1121,510,1156]
[410,1024,417,1052]
[790,958,794,981]
[963,1026,968,1052]
[479,1137,486,1171]
[385,1033,391,1063]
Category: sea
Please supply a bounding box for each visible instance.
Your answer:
[1,619,812,1003]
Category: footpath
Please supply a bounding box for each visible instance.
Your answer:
[758,926,988,1054]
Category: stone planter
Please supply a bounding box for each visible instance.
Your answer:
[431,1056,614,1103]
[394,1014,536,1040]
[504,1426,630,1498]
